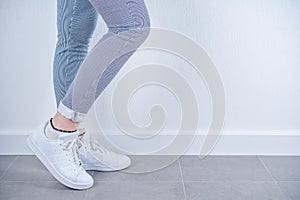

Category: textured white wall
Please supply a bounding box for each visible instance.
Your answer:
[0,0,300,141]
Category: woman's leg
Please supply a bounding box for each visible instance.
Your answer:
[52,0,98,130]
[27,2,141,188]
[53,0,98,106]
[56,0,151,125]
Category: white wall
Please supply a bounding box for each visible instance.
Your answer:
[1,0,300,155]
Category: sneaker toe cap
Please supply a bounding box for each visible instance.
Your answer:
[76,172,94,185]
[111,154,131,169]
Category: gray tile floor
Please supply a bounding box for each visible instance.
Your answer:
[0,155,299,200]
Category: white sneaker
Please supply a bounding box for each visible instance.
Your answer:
[26,120,93,190]
[78,134,131,171]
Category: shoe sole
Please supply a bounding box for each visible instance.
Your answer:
[26,135,93,190]
[82,159,131,172]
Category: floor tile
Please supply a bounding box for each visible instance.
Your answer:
[277,181,300,200]
[93,155,181,181]
[0,181,86,200]
[260,156,300,181]
[180,156,272,181]
[1,156,55,181]
[184,181,288,200]
[0,155,298,200]
[0,155,17,179]
[86,181,185,200]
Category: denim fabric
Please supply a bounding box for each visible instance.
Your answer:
[53,0,98,108]
[54,0,151,122]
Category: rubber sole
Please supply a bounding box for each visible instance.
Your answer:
[82,159,131,171]
[26,135,93,190]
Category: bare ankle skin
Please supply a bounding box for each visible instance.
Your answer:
[78,128,86,136]
[52,112,79,132]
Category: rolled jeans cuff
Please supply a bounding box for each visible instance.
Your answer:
[57,101,87,123]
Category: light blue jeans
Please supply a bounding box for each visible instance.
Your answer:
[53,0,151,122]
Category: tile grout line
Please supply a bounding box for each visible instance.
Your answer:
[0,155,19,181]
[1,179,292,183]
[257,156,290,200]
[83,189,88,200]
[178,158,187,200]
[1,180,185,183]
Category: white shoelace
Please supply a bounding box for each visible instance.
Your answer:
[61,138,87,167]
[85,135,108,154]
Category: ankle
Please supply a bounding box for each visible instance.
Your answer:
[78,128,86,136]
[52,112,78,132]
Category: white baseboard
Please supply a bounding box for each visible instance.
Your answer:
[0,130,300,155]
